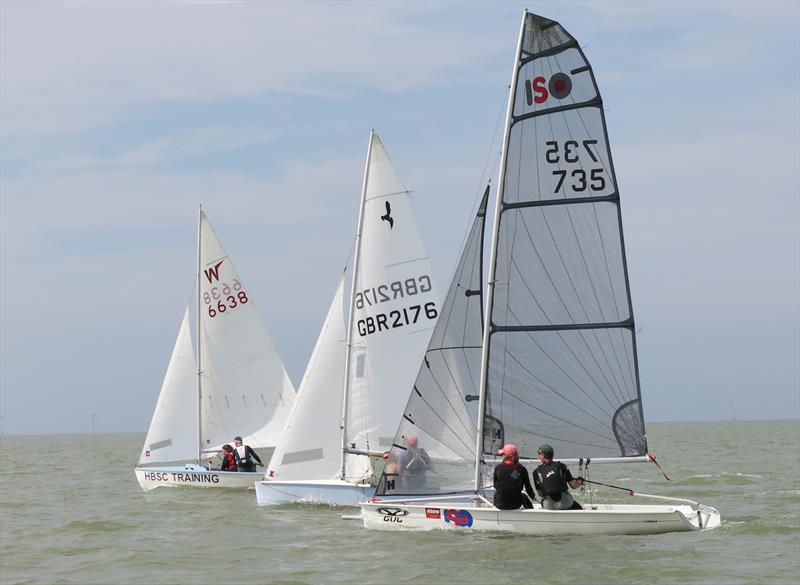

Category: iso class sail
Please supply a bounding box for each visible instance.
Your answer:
[198,211,296,453]
[266,274,347,481]
[375,187,490,496]
[343,133,439,483]
[138,308,198,465]
[480,12,647,473]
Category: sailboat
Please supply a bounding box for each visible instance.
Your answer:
[359,11,721,534]
[134,208,296,490]
[255,132,439,505]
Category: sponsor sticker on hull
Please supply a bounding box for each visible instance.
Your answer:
[443,509,473,527]
[425,508,441,519]
[376,507,409,524]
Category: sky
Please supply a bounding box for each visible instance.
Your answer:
[1,0,798,435]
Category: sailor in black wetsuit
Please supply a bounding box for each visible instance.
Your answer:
[532,444,584,510]
[492,444,536,510]
[233,435,263,472]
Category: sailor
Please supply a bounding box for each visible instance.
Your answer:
[218,444,237,472]
[492,444,536,510]
[233,436,263,472]
[532,444,584,510]
[398,435,430,490]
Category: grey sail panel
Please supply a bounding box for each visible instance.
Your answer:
[375,189,489,496]
[485,13,646,461]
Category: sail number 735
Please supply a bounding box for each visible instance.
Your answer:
[546,140,606,193]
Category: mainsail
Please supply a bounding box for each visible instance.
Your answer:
[197,210,296,453]
[480,12,647,475]
[374,13,647,497]
[138,308,198,465]
[342,133,439,482]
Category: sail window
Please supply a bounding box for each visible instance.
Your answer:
[355,353,366,378]
[281,448,325,465]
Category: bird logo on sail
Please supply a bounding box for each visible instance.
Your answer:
[204,260,224,283]
[380,201,394,229]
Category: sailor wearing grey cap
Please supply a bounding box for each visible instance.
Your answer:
[533,444,585,510]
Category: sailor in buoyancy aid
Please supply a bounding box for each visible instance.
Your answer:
[233,436,263,472]
[532,444,584,510]
[398,435,431,490]
[492,444,536,510]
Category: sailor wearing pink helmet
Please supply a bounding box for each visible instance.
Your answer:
[492,443,536,510]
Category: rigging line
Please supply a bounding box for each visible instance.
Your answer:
[543,57,631,397]
[437,231,480,342]
[422,349,481,446]
[494,201,523,423]
[501,421,615,452]
[586,204,636,394]
[505,305,618,419]
[438,355,482,443]
[457,221,485,389]
[456,228,482,341]
[534,161,596,326]
[505,207,573,323]
[475,82,510,202]
[504,310,622,418]
[512,210,622,400]
[412,370,478,456]
[501,344,616,430]
[515,208,625,400]
[533,57,544,205]
[497,386,616,446]
[579,328,629,406]
[561,203,630,402]
[550,53,635,392]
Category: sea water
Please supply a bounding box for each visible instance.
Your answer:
[1,421,798,585]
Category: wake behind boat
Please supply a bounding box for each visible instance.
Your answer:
[135,208,296,490]
[359,11,720,535]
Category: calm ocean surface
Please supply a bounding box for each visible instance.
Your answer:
[1,420,798,585]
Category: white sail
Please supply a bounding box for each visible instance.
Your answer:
[266,275,347,481]
[343,133,439,482]
[138,308,198,465]
[198,210,296,452]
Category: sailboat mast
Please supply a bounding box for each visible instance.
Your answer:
[196,204,203,463]
[473,11,527,493]
[339,130,375,481]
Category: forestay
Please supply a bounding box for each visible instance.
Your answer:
[374,188,490,496]
[482,12,647,473]
[266,275,347,481]
[138,308,198,465]
[343,134,439,483]
[198,211,296,453]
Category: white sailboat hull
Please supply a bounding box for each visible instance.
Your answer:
[134,466,262,491]
[255,479,375,506]
[360,500,721,536]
